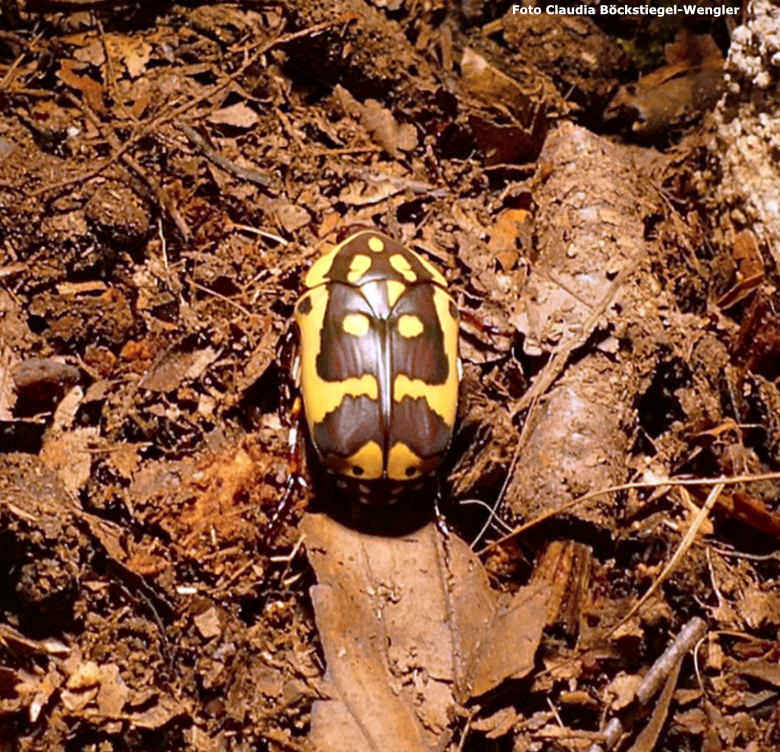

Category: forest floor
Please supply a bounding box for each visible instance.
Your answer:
[0,2,778,751]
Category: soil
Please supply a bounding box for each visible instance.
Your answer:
[0,2,778,752]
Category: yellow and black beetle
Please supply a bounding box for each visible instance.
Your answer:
[291,227,461,505]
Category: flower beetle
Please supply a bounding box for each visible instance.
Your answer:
[291,227,461,506]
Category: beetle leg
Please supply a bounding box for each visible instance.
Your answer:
[433,476,451,539]
[263,395,307,545]
[458,307,515,349]
[263,327,307,546]
[276,325,299,424]
[291,354,301,388]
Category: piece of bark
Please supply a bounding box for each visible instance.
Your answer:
[505,123,668,532]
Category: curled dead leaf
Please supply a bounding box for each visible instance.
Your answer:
[207,102,259,129]
[334,85,417,157]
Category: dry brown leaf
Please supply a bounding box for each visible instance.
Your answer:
[337,179,401,206]
[235,323,279,392]
[730,658,780,687]
[107,442,141,479]
[61,685,98,713]
[14,665,62,723]
[334,86,417,157]
[66,660,102,690]
[207,103,258,129]
[664,29,723,68]
[73,39,105,67]
[140,344,217,392]
[302,514,547,751]
[194,607,222,640]
[116,37,153,79]
[461,47,530,112]
[628,658,682,752]
[40,427,97,496]
[674,707,708,735]
[471,706,519,739]
[274,202,311,232]
[741,590,780,629]
[57,60,105,114]
[125,694,181,729]
[96,664,129,717]
[489,208,531,270]
[605,672,642,710]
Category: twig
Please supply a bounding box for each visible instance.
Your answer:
[627,658,681,752]
[459,499,514,534]
[0,28,43,91]
[477,471,780,555]
[189,280,258,320]
[586,717,624,752]
[180,124,271,187]
[469,396,537,550]
[456,709,476,752]
[707,545,780,561]
[231,223,288,245]
[95,15,136,124]
[153,18,354,128]
[28,143,134,198]
[513,256,641,416]
[590,617,706,752]
[547,697,564,727]
[63,92,192,240]
[636,616,707,704]
[615,483,724,628]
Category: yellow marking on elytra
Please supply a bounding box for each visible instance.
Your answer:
[389,253,417,282]
[387,280,406,307]
[398,314,424,338]
[344,440,383,479]
[347,254,372,284]
[393,287,459,425]
[295,286,378,425]
[304,230,380,288]
[304,246,339,288]
[387,442,423,480]
[368,236,385,252]
[413,249,447,287]
[342,312,370,337]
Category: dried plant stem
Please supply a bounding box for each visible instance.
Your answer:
[636,616,707,703]
[478,472,780,555]
[615,483,724,628]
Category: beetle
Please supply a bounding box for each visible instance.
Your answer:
[290,227,461,506]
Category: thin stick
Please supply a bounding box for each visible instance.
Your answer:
[477,472,780,555]
[615,484,724,628]
[513,256,641,416]
[636,616,707,704]
[189,280,257,320]
[180,125,271,187]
